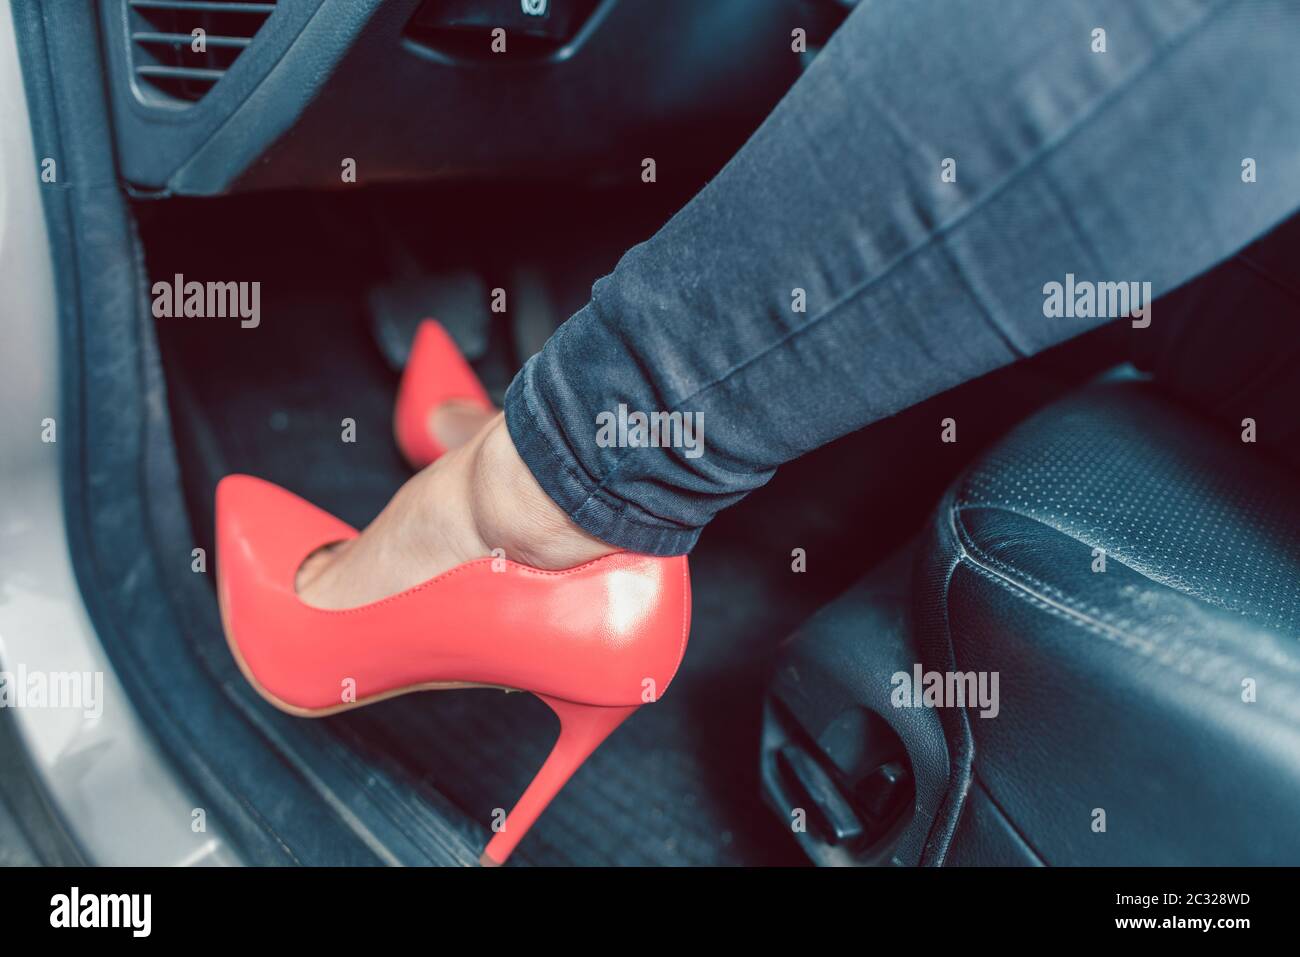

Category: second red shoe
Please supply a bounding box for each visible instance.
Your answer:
[394,319,493,469]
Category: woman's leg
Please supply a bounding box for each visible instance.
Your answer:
[508,0,1300,556]
[301,0,1300,606]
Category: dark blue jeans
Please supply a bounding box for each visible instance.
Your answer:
[504,0,1300,555]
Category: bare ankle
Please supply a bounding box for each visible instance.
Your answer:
[469,415,615,569]
[294,413,615,611]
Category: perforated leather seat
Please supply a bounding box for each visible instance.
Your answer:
[916,380,1300,864]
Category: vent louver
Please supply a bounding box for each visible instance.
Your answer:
[129,0,276,103]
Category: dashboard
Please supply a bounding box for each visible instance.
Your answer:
[97,0,838,195]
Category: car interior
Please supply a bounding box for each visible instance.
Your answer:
[14,0,1300,865]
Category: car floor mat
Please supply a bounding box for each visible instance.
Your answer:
[157,280,804,866]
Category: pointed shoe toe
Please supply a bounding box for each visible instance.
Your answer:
[394,319,493,469]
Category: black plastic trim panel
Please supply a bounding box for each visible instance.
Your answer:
[96,0,383,193]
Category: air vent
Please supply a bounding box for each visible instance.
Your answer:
[128,0,276,103]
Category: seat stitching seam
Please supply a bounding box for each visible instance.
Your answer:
[959,514,1197,654]
[920,498,976,867]
[954,501,1241,619]
[954,549,1299,722]
[955,505,1300,676]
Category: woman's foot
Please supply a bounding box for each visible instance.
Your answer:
[295,414,615,610]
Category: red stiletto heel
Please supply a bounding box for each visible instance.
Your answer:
[394,319,493,469]
[481,696,640,866]
[215,474,690,865]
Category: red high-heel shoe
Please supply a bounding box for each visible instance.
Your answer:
[215,474,691,865]
[394,319,493,469]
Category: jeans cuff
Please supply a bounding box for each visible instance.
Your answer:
[503,364,701,557]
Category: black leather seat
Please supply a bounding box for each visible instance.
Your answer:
[916,379,1300,865]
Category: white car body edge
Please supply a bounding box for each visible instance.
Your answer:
[0,0,237,866]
